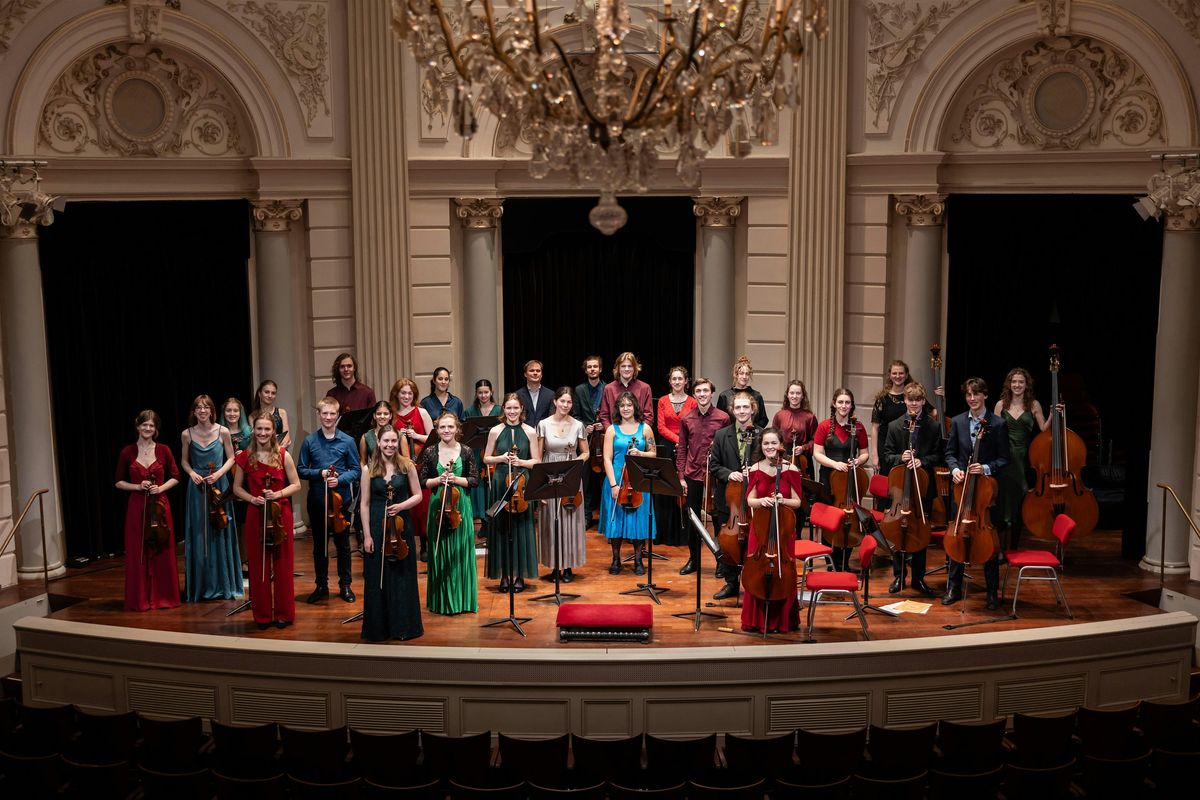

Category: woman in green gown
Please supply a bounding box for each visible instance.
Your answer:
[463,379,501,538]
[417,412,480,614]
[482,394,542,593]
[994,367,1049,552]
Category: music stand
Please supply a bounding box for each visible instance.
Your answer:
[337,408,376,442]
[618,455,680,604]
[672,509,729,630]
[848,506,900,620]
[526,460,584,605]
[481,477,533,636]
[461,416,495,538]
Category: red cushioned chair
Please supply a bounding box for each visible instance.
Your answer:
[804,533,877,642]
[793,537,834,599]
[1001,513,1074,618]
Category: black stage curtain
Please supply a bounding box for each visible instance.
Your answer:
[500,197,696,399]
[945,194,1162,558]
[38,200,253,561]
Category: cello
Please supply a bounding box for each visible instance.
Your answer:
[943,420,999,568]
[879,416,933,556]
[742,459,798,634]
[718,426,755,568]
[1022,345,1099,539]
[929,344,952,528]
[827,417,868,548]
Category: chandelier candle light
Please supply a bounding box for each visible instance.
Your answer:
[392,0,828,233]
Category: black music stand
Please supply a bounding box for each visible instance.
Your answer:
[672,509,729,630]
[461,416,495,537]
[481,477,533,636]
[526,460,584,605]
[618,455,679,605]
[337,408,376,441]
[848,506,901,620]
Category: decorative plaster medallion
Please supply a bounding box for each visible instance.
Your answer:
[37,42,252,156]
[251,198,303,232]
[227,0,331,137]
[894,193,946,226]
[865,0,970,134]
[454,198,504,229]
[946,36,1163,151]
[1034,0,1071,36]
[0,0,47,55]
[106,0,181,42]
[1157,0,1200,49]
[693,196,744,228]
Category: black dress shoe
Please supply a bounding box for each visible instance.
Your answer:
[275,620,292,629]
[340,587,356,603]
[941,588,962,605]
[985,592,1000,611]
[256,622,272,630]
[306,586,329,604]
[608,560,621,575]
[513,578,525,593]
[634,560,646,576]
[561,569,573,583]
[913,580,937,597]
[713,583,738,601]
[679,559,697,576]
[499,576,511,593]
[888,577,902,594]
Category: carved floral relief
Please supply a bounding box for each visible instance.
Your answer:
[1158,0,1200,48]
[0,0,47,55]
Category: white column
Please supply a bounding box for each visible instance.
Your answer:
[0,218,66,581]
[455,199,504,387]
[1143,205,1200,574]
[694,197,742,383]
[894,194,946,367]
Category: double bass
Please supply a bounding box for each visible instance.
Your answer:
[879,416,932,555]
[1021,345,1099,538]
[827,417,868,548]
[929,344,953,527]
[742,460,798,626]
[943,421,999,567]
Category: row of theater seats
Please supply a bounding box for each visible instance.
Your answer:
[0,693,1197,798]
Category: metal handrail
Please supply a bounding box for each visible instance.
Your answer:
[0,488,50,593]
[1156,483,1200,544]
[1153,482,1200,595]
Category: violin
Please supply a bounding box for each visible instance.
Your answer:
[325,464,351,534]
[1021,344,1099,539]
[561,442,585,511]
[205,462,230,531]
[141,480,171,553]
[384,482,409,560]
[943,419,999,565]
[929,344,953,528]
[262,474,286,549]
[504,446,529,513]
[718,427,755,567]
[742,461,798,605]
[879,417,932,554]
[436,459,463,531]
[826,416,868,548]
[617,440,642,510]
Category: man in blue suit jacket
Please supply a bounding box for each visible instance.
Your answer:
[943,376,1010,610]
[515,359,554,430]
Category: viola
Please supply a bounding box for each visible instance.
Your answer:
[617,440,642,510]
[436,460,464,531]
[588,426,605,474]
[384,482,409,560]
[561,442,585,511]
[742,462,798,605]
[1021,344,1099,539]
[141,480,171,553]
[826,416,867,548]
[325,464,351,534]
[879,417,932,554]
[504,446,529,513]
[262,474,286,550]
[205,462,230,531]
[943,420,999,565]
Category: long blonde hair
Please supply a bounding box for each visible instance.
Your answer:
[368,425,414,478]
[249,411,282,468]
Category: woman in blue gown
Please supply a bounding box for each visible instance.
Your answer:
[600,391,657,575]
[181,395,242,601]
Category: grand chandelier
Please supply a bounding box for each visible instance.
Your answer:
[391,0,828,233]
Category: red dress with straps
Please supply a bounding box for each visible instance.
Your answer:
[237,448,295,625]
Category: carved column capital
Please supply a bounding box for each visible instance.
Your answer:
[693,196,744,228]
[1164,206,1200,232]
[0,175,56,239]
[894,194,947,227]
[454,198,505,230]
[251,199,303,232]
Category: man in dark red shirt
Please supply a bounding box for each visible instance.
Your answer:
[598,351,654,428]
[325,352,376,414]
[675,377,730,574]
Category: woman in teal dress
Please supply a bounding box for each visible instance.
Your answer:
[600,391,657,575]
[180,395,242,601]
[360,426,424,640]
[358,401,395,465]
[463,379,500,537]
[995,368,1049,552]
[418,413,480,614]
[482,394,541,593]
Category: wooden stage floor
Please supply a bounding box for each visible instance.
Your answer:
[16,526,1185,650]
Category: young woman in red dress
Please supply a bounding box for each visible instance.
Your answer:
[115,410,181,611]
[654,366,697,548]
[390,378,434,560]
[233,412,301,629]
[743,428,804,633]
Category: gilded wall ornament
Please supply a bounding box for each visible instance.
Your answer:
[865,0,970,134]
[1158,0,1200,48]
[227,0,331,136]
[37,42,251,156]
[0,0,47,55]
[946,36,1163,151]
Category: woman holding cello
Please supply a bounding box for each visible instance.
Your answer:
[742,428,803,633]
[419,413,480,613]
[232,412,301,628]
[994,368,1049,552]
[115,410,181,611]
[483,395,540,593]
[813,389,870,571]
[360,426,425,638]
[536,387,589,583]
[601,391,657,575]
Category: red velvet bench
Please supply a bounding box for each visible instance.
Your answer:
[556,603,653,644]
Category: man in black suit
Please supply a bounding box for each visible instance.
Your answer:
[515,359,553,429]
[572,355,606,524]
[943,377,1010,609]
[709,392,759,601]
[880,382,942,597]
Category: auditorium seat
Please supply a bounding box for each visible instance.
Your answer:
[496,731,570,783]
[721,730,796,778]
[448,770,525,798]
[607,776,687,799]
[851,770,927,800]
[138,763,212,800]
[362,775,441,798]
[1002,759,1074,798]
[70,707,138,765]
[933,718,1005,774]
[1076,703,1146,759]
[1004,709,1076,768]
[1138,693,1200,749]
[569,732,642,782]
[419,729,492,781]
[788,725,866,787]
[348,728,420,785]
[280,724,352,783]
[287,772,363,798]
[861,723,936,779]
[214,769,286,799]
[59,754,130,799]
[526,776,606,798]
[13,701,74,756]
[210,719,281,780]
[644,732,717,783]
[687,773,765,798]
[135,713,207,774]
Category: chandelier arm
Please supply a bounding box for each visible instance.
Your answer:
[427,0,473,80]
[547,37,606,131]
[626,49,679,126]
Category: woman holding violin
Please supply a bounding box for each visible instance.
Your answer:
[743,428,804,633]
[180,395,241,602]
[483,395,540,592]
[359,401,396,465]
[654,366,696,549]
[233,412,301,628]
[536,387,589,583]
[600,391,657,575]
[813,388,870,571]
[390,378,434,559]
[771,380,818,477]
[115,410,181,611]
[360,426,425,638]
[464,379,501,539]
[994,368,1049,552]
[418,413,480,612]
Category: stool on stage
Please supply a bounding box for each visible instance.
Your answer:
[556,604,653,644]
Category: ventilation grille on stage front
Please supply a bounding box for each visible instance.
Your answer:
[231,688,328,728]
[127,680,217,719]
[769,694,870,732]
[344,696,446,733]
[997,675,1087,716]
[886,686,981,726]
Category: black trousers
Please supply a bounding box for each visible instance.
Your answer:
[892,548,928,580]
[308,495,352,589]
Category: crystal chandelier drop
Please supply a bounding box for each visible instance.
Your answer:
[392,0,828,232]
